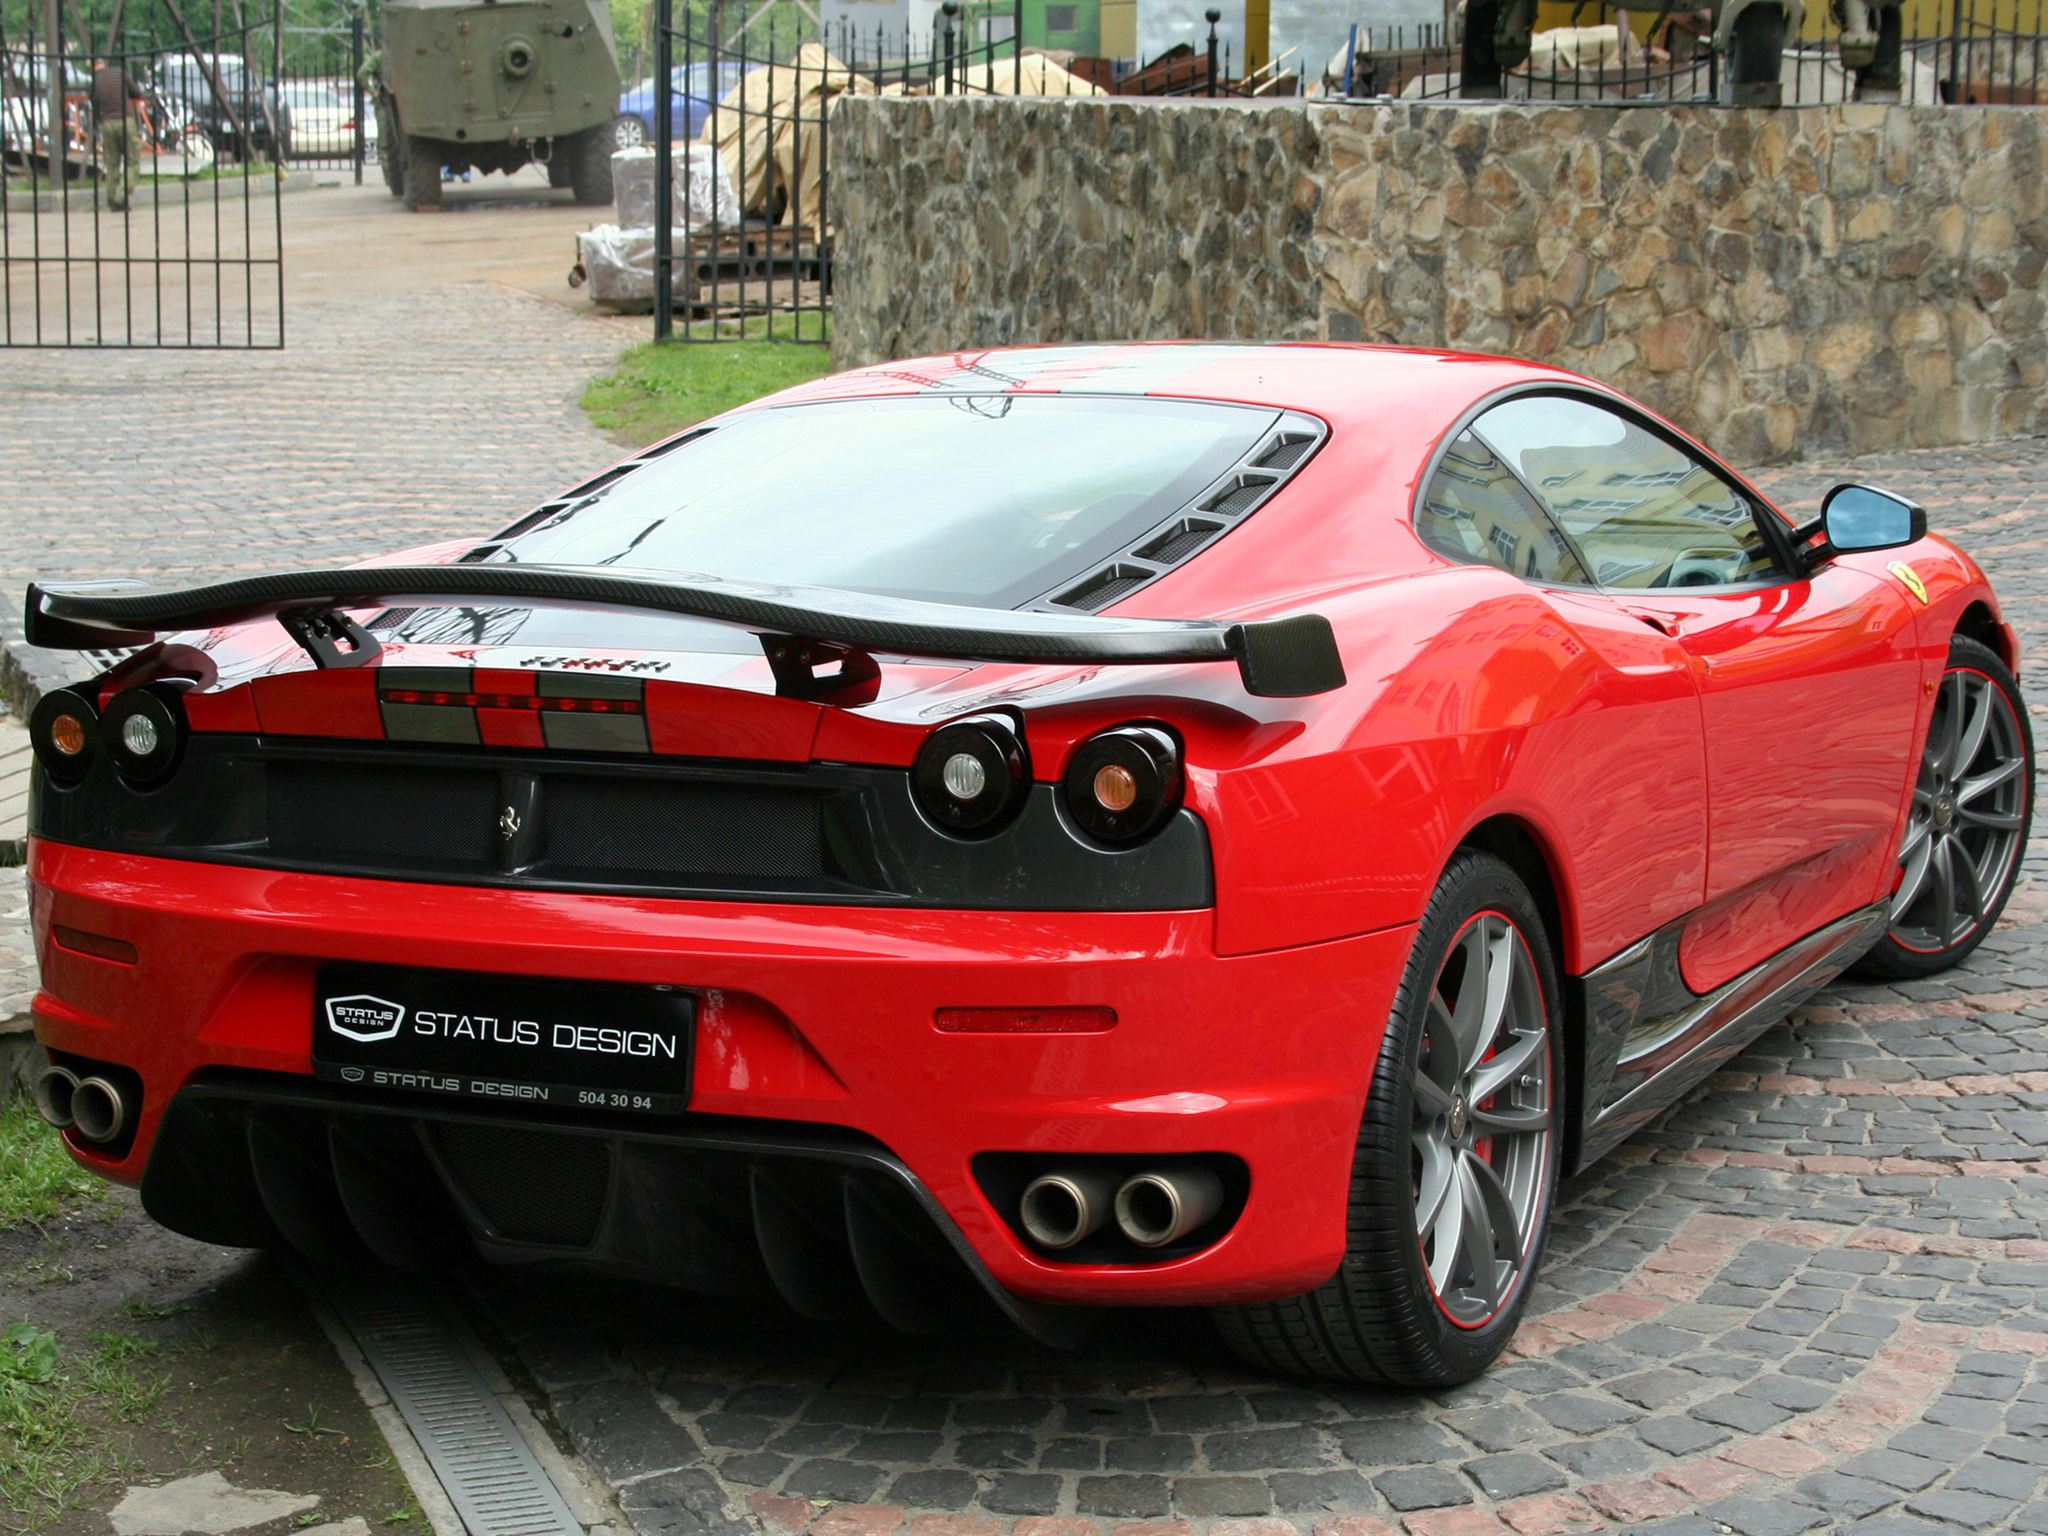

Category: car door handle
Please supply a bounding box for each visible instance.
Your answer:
[1625,609,1685,638]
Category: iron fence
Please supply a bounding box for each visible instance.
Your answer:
[1,0,285,346]
[1332,0,2044,104]
[276,6,373,179]
[640,3,1290,341]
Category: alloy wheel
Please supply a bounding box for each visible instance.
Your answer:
[1891,667,2028,954]
[1411,912,1553,1328]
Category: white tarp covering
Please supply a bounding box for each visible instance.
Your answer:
[574,224,672,308]
[610,144,741,233]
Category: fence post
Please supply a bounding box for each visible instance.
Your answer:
[1947,0,1965,99]
[351,2,365,185]
[653,0,673,341]
[943,0,958,94]
[1014,0,1023,92]
[1206,7,1219,94]
[43,0,62,199]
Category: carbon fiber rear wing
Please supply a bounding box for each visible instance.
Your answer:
[25,564,1347,699]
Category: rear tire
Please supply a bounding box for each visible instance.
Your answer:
[1852,635,2033,979]
[565,125,615,205]
[378,94,402,196]
[1214,850,1562,1385]
[401,133,442,210]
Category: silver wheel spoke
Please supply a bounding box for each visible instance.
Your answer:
[1954,677,1994,778]
[1959,756,2024,803]
[1933,835,1960,943]
[1467,1028,1544,1105]
[1445,926,1491,1070]
[1959,805,2024,831]
[1413,1134,1455,1237]
[1453,1158,1498,1307]
[1933,672,1966,779]
[1469,1103,1551,1134]
[1465,920,1518,1075]
[1462,1151,1521,1306]
[1893,833,1934,917]
[1425,1156,1466,1296]
[1950,835,1986,927]
[1413,1068,1455,1119]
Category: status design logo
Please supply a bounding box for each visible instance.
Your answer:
[325,994,407,1043]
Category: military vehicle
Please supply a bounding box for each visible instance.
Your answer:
[376,0,624,210]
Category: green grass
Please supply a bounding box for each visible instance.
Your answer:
[582,335,835,447]
[0,1095,101,1231]
[1,1322,163,1529]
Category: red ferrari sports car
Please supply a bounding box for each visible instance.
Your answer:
[21,342,2032,1387]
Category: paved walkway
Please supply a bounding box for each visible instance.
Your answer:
[0,281,629,584]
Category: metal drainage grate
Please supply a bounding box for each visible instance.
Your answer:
[326,1279,582,1536]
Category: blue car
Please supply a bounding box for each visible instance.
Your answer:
[613,61,750,149]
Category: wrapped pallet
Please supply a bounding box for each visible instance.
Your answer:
[610,144,742,233]
[571,225,664,311]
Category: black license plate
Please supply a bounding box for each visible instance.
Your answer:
[313,963,695,1115]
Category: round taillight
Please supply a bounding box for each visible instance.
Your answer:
[100,687,185,787]
[30,689,100,783]
[913,715,1029,836]
[1063,725,1182,843]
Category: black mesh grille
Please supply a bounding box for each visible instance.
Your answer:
[1254,435,1315,471]
[1136,518,1224,566]
[1202,477,1275,518]
[435,1124,611,1246]
[269,764,497,865]
[1054,564,1153,611]
[544,778,823,880]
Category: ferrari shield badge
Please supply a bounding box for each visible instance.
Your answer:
[1888,561,1929,604]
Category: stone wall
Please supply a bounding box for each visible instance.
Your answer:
[829,96,2047,464]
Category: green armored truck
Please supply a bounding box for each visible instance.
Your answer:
[376,0,624,210]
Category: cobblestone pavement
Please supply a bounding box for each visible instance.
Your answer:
[0,282,629,584]
[452,438,2048,1536]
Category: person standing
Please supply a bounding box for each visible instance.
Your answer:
[91,57,147,212]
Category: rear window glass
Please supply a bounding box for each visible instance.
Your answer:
[482,395,1279,610]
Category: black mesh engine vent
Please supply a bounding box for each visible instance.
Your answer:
[1201,475,1277,519]
[1254,433,1317,471]
[1055,564,1154,612]
[1136,518,1225,565]
[435,1124,612,1247]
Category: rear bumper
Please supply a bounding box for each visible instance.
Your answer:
[30,838,1409,1307]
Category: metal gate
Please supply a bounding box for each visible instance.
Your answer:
[2,0,285,347]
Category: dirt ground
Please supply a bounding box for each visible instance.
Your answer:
[0,1188,415,1536]
[281,165,613,309]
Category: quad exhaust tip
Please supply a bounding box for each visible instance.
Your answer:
[1019,1168,1119,1250]
[36,1066,133,1145]
[1114,1165,1224,1248]
[1019,1164,1228,1252]
[33,1066,78,1129]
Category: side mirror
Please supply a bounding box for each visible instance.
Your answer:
[1820,484,1927,553]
